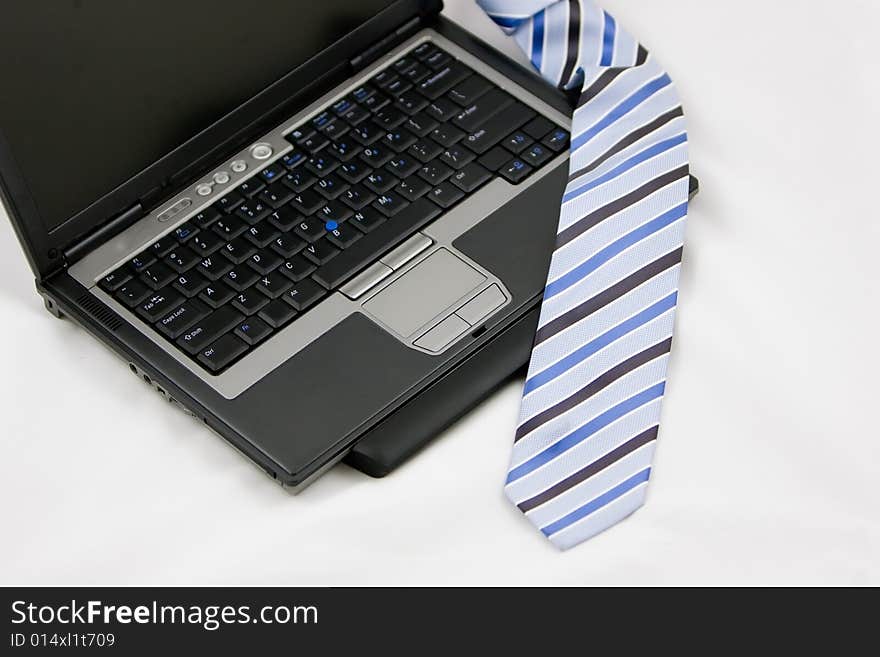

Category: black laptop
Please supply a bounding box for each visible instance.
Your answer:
[0,0,575,488]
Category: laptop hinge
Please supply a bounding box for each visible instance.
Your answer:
[63,201,144,266]
[350,16,423,72]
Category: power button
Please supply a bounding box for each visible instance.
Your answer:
[250,143,273,160]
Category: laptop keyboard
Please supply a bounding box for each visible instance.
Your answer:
[98,42,569,374]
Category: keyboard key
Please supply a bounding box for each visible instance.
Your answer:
[522,115,554,140]
[416,63,471,100]
[327,139,360,162]
[137,289,183,323]
[499,157,533,184]
[254,272,293,299]
[383,128,418,151]
[312,198,440,289]
[223,266,260,292]
[403,62,432,83]
[270,232,306,258]
[173,222,199,243]
[449,163,491,193]
[385,78,411,97]
[305,154,340,176]
[235,201,272,225]
[312,111,333,130]
[385,154,420,177]
[99,269,131,293]
[332,96,355,116]
[258,299,297,329]
[281,168,316,193]
[246,249,283,276]
[404,112,438,137]
[372,69,398,90]
[452,88,513,133]
[350,121,384,145]
[192,206,222,229]
[478,146,511,172]
[321,119,348,140]
[351,85,376,103]
[149,236,178,258]
[522,142,552,167]
[259,163,285,184]
[373,192,410,217]
[361,93,390,113]
[190,230,226,257]
[244,222,281,249]
[293,217,326,243]
[282,279,327,311]
[364,170,398,194]
[164,247,200,273]
[197,333,248,373]
[259,185,295,208]
[542,127,570,152]
[177,306,244,356]
[314,174,349,200]
[338,160,370,184]
[350,207,386,233]
[214,190,245,213]
[199,283,236,309]
[427,182,465,209]
[300,133,329,154]
[267,206,301,232]
[280,150,307,170]
[325,223,362,249]
[439,144,476,168]
[418,161,454,185]
[140,262,177,290]
[290,189,324,215]
[424,97,459,122]
[221,237,256,264]
[212,215,248,239]
[196,255,233,280]
[464,102,536,154]
[397,175,431,201]
[430,124,465,147]
[393,57,417,74]
[395,90,428,114]
[156,299,210,339]
[302,238,340,265]
[340,184,376,210]
[232,287,270,315]
[238,178,266,198]
[129,252,155,274]
[424,49,452,70]
[447,75,493,106]
[173,271,210,298]
[116,280,152,307]
[360,144,393,167]
[503,131,534,154]
[412,42,434,60]
[278,255,316,282]
[408,139,443,163]
[341,104,370,126]
[317,200,353,224]
[235,317,273,346]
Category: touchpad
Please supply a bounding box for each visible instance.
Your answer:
[363,248,485,337]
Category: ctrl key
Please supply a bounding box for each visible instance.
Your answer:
[197,333,249,373]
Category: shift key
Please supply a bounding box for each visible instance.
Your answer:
[176,306,244,355]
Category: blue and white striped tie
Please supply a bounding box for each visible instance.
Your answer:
[477,0,690,549]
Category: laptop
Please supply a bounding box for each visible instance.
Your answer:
[0,0,579,489]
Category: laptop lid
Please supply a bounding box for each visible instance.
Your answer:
[0,0,442,280]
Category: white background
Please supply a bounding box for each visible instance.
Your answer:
[1,0,878,585]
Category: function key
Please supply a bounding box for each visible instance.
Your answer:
[238,177,267,198]
[285,127,310,146]
[542,127,570,152]
[281,150,307,169]
[149,236,177,258]
[98,269,131,293]
[321,120,348,140]
[351,85,376,103]
[499,158,533,184]
[173,222,199,242]
[214,190,245,214]
[361,93,390,113]
[129,252,156,273]
[192,206,222,229]
[301,132,329,153]
[341,104,370,126]
[522,115,554,140]
[258,163,285,184]
[332,97,355,116]
[312,111,333,130]
[384,78,411,96]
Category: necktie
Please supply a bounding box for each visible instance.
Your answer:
[476,0,690,549]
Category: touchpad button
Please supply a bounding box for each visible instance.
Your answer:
[363,248,485,337]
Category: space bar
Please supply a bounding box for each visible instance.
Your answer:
[312,198,441,290]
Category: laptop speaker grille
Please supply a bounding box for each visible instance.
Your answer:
[76,292,124,332]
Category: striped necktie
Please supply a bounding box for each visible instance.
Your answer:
[477,0,690,549]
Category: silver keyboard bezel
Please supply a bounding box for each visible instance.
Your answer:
[69,28,571,399]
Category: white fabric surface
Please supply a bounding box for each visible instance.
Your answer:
[0,0,877,585]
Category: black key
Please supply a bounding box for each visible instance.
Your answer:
[408,139,443,163]
[280,151,307,170]
[221,237,256,264]
[190,230,226,257]
[302,238,340,265]
[478,146,512,172]
[223,266,260,292]
[140,262,177,290]
[452,88,513,133]
[403,62,432,83]
[449,163,491,193]
[338,160,370,184]
[199,283,236,309]
[259,185,295,208]
[300,133,329,154]
[360,144,393,168]
[340,184,376,210]
[214,190,245,213]
[325,223,362,249]
[270,232,306,258]
[412,42,435,60]
[397,175,431,201]
[173,222,199,243]
[363,168,398,195]
[285,126,311,146]
[148,236,177,259]
[424,49,452,70]
[372,192,410,217]
[503,131,534,154]
[116,280,152,307]
[426,182,464,209]
[395,90,428,114]
[542,127,570,152]
[235,201,272,225]
[253,272,293,300]
[393,57,417,74]
[447,75,493,106]
[351,85,376,103]
[164,247,200,273]
[232,287,270,315]
[416,63,471,100]
[267,206,301,232]
[238,178,266,198]
[349,207,386,233]
[317,200,353,224]
[312,110,333,131]
[430,124,465,147]
[293,217,326,243]
[312,198,440,289]
[439,144,476,168]
[281,168,316,193]
[128,252,155,274]
[314,174,349,200]
[372,69,398,90]
[137,289,183,323]
[383,128,418,151]
[522,142,552,167]
[423,97,459,122]
[156,299,210,339]
[258,299,297,329]
[259,163,285,184]
[321,119,348,140]
[332,96,355,116]
[212,215,248,240]
[350,121,384,145]
[522,115,554,140]
[341,104,370,126]
[305,154,340,176]
[385,78,411,97]
[197,333,249,373]
[196,255,233,281]
[327,139,360,162]
[385,154,421,178]
[278,255,316,282]
[192,207,222,229]
[418,161,454,185]
[464,102,536,154]
[246,249,283,276]
[235,317,273,346]
[244,222,281,249]
[173,271,210,298]
[99,269,131,293]
[282,279,327,311]
[404,112,438,138]
[499,158,533,184]
[289,189,324,215]
[361,92,390,113]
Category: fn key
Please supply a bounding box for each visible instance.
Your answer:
[198,333,248,372]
